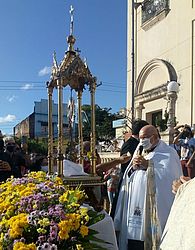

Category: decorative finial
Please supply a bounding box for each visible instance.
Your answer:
[51,51,59,77]
[66,5,76,53]
[69,5,74,35]
[52,51,58,69]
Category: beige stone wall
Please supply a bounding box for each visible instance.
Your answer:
[127,0,195,127]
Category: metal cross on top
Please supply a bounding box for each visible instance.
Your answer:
[69,5,74,35]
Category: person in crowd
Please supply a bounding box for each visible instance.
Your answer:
[30,154,46,172]
[96,154,131,175]
[173,124,195,178]
[170,129,181,156]
[0,139,12,182]
[106,139,121,152]
[20,142,31,170]
[96,155,131,212]
[104,164,121,213]
[160,176,195,249]
[119,120,149,175]
[41,156,49,172]
[114,125,182,250]
[172,175,191,194]
[82,141,101,174]
[0,130,3,139]
[4,136,27,178]
[123,130,132,143]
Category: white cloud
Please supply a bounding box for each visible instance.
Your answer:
[38,66,51,76]
[21,84,33,90]
[7,95,17,103]
[0,114,16,124]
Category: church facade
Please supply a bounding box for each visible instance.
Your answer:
[127,0,195,130]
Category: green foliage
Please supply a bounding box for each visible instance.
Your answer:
[14,138,47,155]
[155,110,169,132]
[27,139,48,155]
[87,210,105,226]
[82,105,117,140]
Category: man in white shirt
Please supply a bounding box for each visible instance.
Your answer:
[114,125,182,250]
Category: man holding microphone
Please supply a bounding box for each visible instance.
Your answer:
[114,125,182,250]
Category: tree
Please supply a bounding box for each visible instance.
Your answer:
[28,139,48,155]
[15,137,48,155]
[81,104,117,141]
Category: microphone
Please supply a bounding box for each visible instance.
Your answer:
[128,145,143,177]
[138,145,143,156]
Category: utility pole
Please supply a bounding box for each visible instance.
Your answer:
[131,1,143,123]
[131,0,135,123]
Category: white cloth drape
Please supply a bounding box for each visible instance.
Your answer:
[90,210,118,250]
[160,178,195,250]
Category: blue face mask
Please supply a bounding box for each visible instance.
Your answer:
[139,137,152,150]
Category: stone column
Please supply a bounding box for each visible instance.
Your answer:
[135,103,144,119]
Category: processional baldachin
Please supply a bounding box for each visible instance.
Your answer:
[47,6,98,180]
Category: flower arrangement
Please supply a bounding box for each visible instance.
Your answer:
[0,171,106,250]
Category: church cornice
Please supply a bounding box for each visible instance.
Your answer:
[135,83,167,104]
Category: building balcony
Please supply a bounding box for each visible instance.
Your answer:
[142,0,169,30]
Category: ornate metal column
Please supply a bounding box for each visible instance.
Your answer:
[77,90,84,166]
[57,77,64,176]
[47,85,54,174]
[90,79,97,175]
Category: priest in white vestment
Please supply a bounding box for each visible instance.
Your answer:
[114,125,182,250]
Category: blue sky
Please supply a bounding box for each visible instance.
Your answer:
[0,0,127,135]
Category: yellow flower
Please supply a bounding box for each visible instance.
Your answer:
[58,220,71,240]
[59,189,85,204]
[79,225,89,237]
[8,213,28,239]
[38,218,50,227]
[19,183,36,197]
[37,228,47,234]
[74,190,83,200]
[79,207,88,216]
[54,176,63,185]
[67,202,80,208]
[28,171,46,181]
[76,244,84,250]
[13,241,36,250]
[84,215,89,222]
[59,191,68,203]
[58,230,69,240]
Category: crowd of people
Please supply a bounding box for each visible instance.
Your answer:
[0,133,48,182]
[0,121,195,250]
[95,121,195,249]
